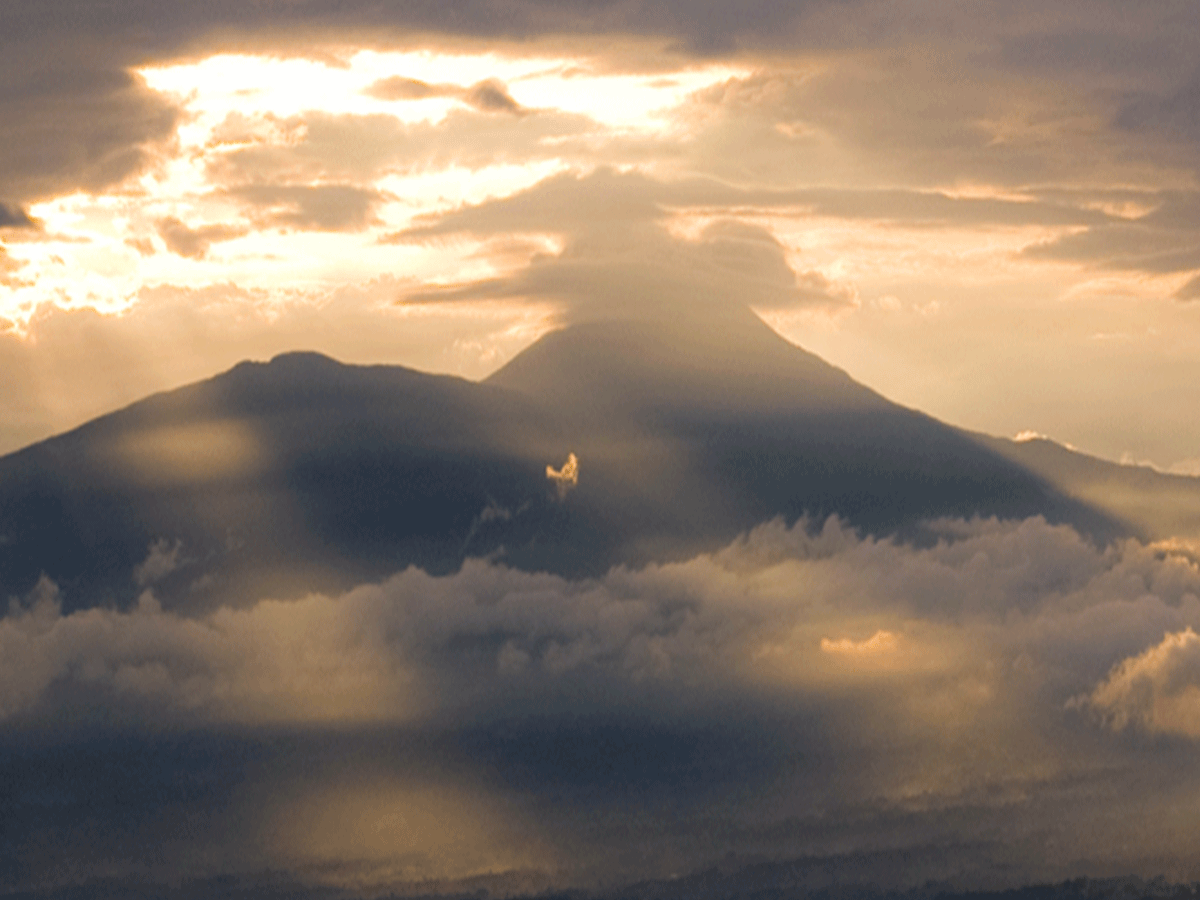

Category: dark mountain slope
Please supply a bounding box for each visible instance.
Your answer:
[0,354,560,612]
[0,314,1136,614]
[486,312,1124,560]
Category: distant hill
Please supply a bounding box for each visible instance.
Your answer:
[1,310,1192,614]
[977,432,1200,546]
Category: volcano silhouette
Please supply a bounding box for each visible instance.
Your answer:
[0,310,1195,613]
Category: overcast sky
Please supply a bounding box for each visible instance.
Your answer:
[2,0,1200,470]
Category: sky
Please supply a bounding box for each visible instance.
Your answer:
[6,2,1200,897]
[3,0,1200,470]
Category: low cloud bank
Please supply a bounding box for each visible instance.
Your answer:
[5,515,1200,737]
[7,514,1200,890]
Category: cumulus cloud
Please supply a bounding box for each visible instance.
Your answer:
[7,514,1200,736]
[7,515,1200,890]
[1083,628,1200,738]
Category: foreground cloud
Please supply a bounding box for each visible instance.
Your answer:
[6,515,1200,737]
[1084,627,1200,738]
[6,515,1200,892]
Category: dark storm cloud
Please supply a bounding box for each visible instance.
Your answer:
[396,169,856,320]
[156,217,249,259]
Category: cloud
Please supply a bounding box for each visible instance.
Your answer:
[395,168,662,239]
[363,75,449,101]
[462,79,526,115]
[205,108,595,189]
[0,44,179,205]
[156,216,248,259]
[2,1,1199,212]
[546,452,579,498]
[398,169,856,322]
[1117,68,1200,146]
[820,629,897,655]
[0,247,30,289]
[365,75,527,115]
[6,514,1200,735]
[1083,628,1200,738]
[0,203,36,228]
[133,538,184,587]
[1168,458,1200,477]
[220,184,386,231]
[1021,220,1200,276]
[7,515,1200,889]
[1175,273,1200,301]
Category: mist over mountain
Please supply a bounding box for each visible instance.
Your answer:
[0,310,1162,613]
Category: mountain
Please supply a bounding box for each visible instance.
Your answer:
[0,312,1190,614]
[979,432,1200,545]
[0,353,556,612]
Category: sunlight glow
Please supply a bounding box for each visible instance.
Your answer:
[0,49,748,330]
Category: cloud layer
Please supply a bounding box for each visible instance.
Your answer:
[6,516,1200,892]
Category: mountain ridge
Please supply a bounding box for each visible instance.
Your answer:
[1,317,1195,614]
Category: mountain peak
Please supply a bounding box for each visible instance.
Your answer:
[266,350,344,368]
[487,312,880,419]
